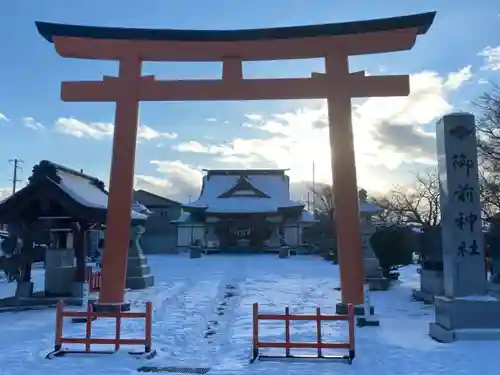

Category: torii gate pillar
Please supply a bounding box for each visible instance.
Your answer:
[98,57,142,306]
[325,53,365,311]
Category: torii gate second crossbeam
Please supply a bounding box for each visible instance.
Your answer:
[36,11,436,311]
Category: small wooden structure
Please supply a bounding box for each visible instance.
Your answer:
[0,160,146,305]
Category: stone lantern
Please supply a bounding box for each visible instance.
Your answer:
[358,189,389,291]
[125,224,155,289]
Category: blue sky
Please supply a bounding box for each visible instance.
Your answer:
[0,0,499,202]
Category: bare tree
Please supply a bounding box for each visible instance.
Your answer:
[479,169,500,222]
[309,166,500,227]
[309,182,334,216]
[474,84,500,222]
[372,169,440,227]
[475,84,500,172]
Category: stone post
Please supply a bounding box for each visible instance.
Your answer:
[412,226,445,303]
[125,225,154,289]
[45,248,76,296]
[429,112,500,342]
[87,230,100,260]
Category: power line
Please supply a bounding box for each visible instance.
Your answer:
[9,158,23,194]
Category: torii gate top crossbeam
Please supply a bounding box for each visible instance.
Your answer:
[35,12,435,61]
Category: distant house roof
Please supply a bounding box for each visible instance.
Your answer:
[0,160,146,223]
[184,169,303,214]
[133,189,181,208]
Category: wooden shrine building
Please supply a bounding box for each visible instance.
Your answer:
[0,160,146,298]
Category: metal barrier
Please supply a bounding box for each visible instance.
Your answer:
[46,301,155,359]
[251,303,355,364]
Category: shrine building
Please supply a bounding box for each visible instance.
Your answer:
[173,169,316,252]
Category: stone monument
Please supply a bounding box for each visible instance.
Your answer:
[45,228,77,297]
[86,230,101,260]
[359,189,389,291]
[125,225,155,289]
[429,112,500,342]
[45,247,76,295]
[279,246,291,259]
[412,226,445,303]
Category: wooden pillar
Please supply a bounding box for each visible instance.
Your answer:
[325,53,364,306]
[21,222,35,283]
[99,55,142,305]
[72,222,86,283]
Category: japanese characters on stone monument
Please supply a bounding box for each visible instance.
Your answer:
[437,112,485,297]
[430,112,500,343]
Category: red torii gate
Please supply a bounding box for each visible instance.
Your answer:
[36,12,435,310]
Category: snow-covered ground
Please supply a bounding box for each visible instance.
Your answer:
[1,254,499,375]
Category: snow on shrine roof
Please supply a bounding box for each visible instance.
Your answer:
[359,201,383,214]
[36,13,435,43]
[35,160,146,220]
[298,210,317,222]
[184,170,303,214]
[170,211,191,224]
[132,201,152,216]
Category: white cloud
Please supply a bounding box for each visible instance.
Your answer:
[479,46,500,71]
[135,160,203,202]
[206,118,217,122]
[171,66,472,194]
[244,113,263,122]
[54,118,113,139]
[23,117,45,131]
[172,141,227,154]
[54,118,177,141]
[0,113,8,122]
[137,125,177,141]
[0,188,11,201]
[444,65,473,90]
[150,160,203,186]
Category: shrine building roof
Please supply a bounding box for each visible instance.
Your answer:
[0,160,146,223]
[183,169,303,214]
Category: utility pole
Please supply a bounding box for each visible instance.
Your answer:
[9,158,23,194]
[312,161,316,217]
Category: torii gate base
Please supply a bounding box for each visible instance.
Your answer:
[36,12,436,312]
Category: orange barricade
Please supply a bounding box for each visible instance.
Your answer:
[251,303,355,364]
[46,301,155,359]
[86,266,102,292]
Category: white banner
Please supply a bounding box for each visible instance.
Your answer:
[82,282,89,309]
